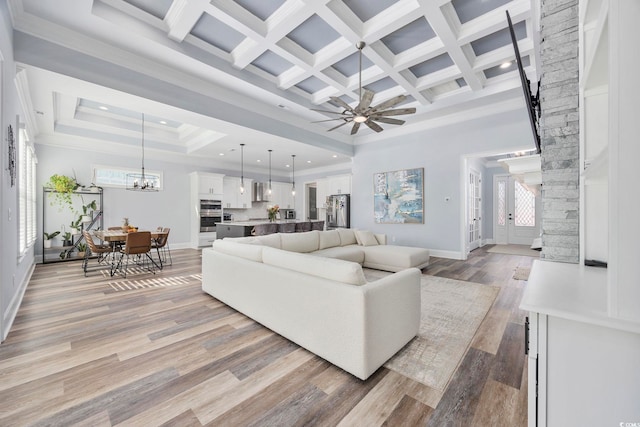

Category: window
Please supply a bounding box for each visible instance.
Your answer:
[514,180,535,227]
[19,127,37,255]
[93,165,162,189]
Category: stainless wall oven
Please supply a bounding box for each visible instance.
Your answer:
[200,199,222,232]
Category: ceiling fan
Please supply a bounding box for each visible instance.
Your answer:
[311,41,416,135]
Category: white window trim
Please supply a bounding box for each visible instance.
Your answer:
[92,164,163,190]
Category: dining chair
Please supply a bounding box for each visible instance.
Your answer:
[82,230,113,276]
[278,223,296,233]
[311,221,325,231]
[114,231,158,278]
[151,227,172,267]
[295,221,312,232]
[252,223,279,236]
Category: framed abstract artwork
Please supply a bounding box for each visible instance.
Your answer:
[374,168,424,224]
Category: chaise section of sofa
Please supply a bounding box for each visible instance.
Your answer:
[202,240,421,380]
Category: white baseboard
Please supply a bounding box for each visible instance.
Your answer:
[429,249,466,260]
[482,238,495,245]
[2,263,35,342]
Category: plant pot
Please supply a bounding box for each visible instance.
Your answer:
[70,227,81,235]
[44,239,52,249]
[62,240,72,247]
[81,215,91,223]
[77,251,86,258]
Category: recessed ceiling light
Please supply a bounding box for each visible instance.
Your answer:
[159,120,167,125]
[257,159,261,162]
[285,164,290,168]
[500,61,512,69]
[332,154,338,158]
[99,106,109,111]
[219,153,225,156]
[307,160,311,163]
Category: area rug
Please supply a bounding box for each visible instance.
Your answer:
[364,270,499,391]
[107,273,201,292]
[487,244,541,257]
[513,267,531,281]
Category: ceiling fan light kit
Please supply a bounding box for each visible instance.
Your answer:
[311,41,416,135]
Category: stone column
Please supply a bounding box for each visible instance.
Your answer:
[539,0,580,263]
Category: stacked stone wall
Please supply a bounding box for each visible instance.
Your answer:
[539,0,580,263]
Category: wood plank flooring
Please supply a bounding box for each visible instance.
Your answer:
[0,246,533,426]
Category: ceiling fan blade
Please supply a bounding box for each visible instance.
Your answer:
[312,118,349,123]
[310,108,347,115]
[350,122,361,135]
[370,94,407,111]
[375,107,416,117]
[327,120,350,132]
[372,117,405,125]
[329,96,356,113]
[356,89,375,112]
[364,120,384,133]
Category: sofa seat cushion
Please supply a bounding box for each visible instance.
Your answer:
[262,247,366,285]
[363,245,430,272]
[312,245,365,264]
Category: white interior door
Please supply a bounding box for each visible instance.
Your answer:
[467,169,482,251]
[494,175,540,245]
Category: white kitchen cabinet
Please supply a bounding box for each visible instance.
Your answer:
[327,174,351,195]
[270,181,294,209]
[223,176,252,209]
[316,178,328,209]
[194,172,224,197]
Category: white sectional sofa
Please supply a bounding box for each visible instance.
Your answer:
[225,228,430,272]
[201,229,427,380]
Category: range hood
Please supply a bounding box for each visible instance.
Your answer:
[252,182,268,202]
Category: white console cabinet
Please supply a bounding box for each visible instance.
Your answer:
[522,261,640,426]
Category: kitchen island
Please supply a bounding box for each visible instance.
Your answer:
[216,220,324,239]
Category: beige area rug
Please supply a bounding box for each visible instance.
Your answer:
[513,267,531,281]
[365,270,499,391]
[487,244,541,257]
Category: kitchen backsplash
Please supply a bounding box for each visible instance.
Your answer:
[225,201,283,221]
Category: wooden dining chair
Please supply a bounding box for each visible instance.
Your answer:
[114,231,158,277]
[151,227,172,267]
[82,230,113,276]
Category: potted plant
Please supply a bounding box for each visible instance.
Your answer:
[69,217,82,235]
[61,231,72,247]
[43,231,60,249]
[77,243,87,258]
[45,174,80,212]
[81,198,97,222]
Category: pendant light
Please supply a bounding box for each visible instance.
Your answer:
[268,149,273,195]
[291,154,296,196]
[127,113,158,192]
[239,143,245,194]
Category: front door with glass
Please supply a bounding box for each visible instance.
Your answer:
[494,175,541,245]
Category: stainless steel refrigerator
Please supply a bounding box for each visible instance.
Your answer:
[326,194,350,229]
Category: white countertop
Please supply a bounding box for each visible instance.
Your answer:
[521,260,640,334]
[216,219,323,226]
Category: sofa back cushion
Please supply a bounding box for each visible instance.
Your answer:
[212,239,263,262]
[318,230,341,250]
[280,230,320,253]
[262,247,367,286]
[337,228,357,246]
[254,233,282,249]
[354,230,379,246]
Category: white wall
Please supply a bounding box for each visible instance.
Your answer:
[351,112,531,258]
[1,2,35,341]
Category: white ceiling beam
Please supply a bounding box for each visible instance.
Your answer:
[165,0,210,42]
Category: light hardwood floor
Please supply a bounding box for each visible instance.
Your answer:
[0,246,532,426]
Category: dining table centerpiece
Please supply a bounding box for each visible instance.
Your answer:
[267,205,280,222]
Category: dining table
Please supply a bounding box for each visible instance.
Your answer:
[92,229,168,275]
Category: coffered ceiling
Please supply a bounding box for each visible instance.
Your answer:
[8,0,540,174]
